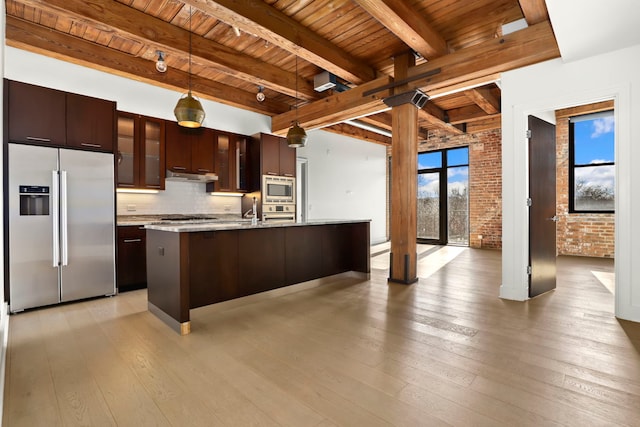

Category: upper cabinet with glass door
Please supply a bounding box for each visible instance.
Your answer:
[116,112,165,190]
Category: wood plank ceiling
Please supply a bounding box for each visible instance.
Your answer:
[5,0,559,145]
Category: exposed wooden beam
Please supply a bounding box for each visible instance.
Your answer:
[407,21,560,92]
[18,0,315,100]
[418,109,464,135]
[323,123,391,146]
[353,0,448,59]
[518,0,549,25]
[447,105,498,124]
[556,100,614,119]
[465,87,500,114]
[272,22,559,135]
[5,16,288,115]
[186,0,376,84]
[359,113,393,131]
[466,116,502,133]
[271,76,393,135]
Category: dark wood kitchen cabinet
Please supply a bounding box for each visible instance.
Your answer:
[6,80,66,146]
[165,121,215,174]
[260,133,295,177]
[208,132,248,193]
[117,112,165,189]
[117,225,147,291]
[66,93,116,152]
[6,80,115,152]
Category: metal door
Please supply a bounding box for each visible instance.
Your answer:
[528,115,557,297]
[59,149,116,301]
[8,144,60,311]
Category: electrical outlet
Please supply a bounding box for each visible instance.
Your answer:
[478,234,483,240]
[224,205,231,211]
[126,204,136,212]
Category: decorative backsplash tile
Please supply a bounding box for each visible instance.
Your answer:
[116,181,242,215]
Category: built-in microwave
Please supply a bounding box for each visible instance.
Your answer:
[263,175,295,205]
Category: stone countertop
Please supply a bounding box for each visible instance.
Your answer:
[144,218,371,233]
[117,214,248,226]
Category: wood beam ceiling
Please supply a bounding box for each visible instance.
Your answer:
[17,0,316,100]
[272,22,560,135]
[518,0,550,25]
[183,0,377,85]
[5,16,288,115]
[352,0,448,59]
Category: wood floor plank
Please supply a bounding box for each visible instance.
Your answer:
[4,248,640,426]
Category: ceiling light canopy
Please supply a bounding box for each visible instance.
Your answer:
[256,85,265,102]
[155,50,167,73]
[174,5,205,128]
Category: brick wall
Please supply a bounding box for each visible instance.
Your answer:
[555,111,615,257]
[416,128,503,249]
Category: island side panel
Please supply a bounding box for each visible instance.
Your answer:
[189,230,239,308]
[238,227,286,296]
[351,222,371,273]
[284,225,325,285]
[322,223,356,276]
[146,229,190,324]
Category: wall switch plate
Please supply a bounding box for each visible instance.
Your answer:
[126,204,136,211]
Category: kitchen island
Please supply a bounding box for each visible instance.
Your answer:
[145,220,370,334]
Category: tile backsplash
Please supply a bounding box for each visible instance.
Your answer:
[116,181,242,216]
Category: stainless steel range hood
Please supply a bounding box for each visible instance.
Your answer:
[165,170,218,183]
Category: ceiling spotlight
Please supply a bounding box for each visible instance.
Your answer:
[155,50,167,73]
[256,86,265,102]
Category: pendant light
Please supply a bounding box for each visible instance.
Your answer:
[174,5,205,128]
[286,54,307,148]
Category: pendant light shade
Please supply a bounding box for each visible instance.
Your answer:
[174,90,205,128]
[286,54,306,148]
[286,121,307,147]
[174,5,205,128]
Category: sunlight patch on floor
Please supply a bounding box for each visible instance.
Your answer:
[592,270,615,294]
[417,246,466,279]
[370,243,466,278]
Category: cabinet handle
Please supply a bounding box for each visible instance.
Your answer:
[197,168,210,172]
[81,142,102,148]
[172,166,187,170]
[266,172,277,175]
[123,238,142,243]
[26,136,51,142]
[283,173,294,177]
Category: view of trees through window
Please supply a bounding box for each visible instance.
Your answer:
[570,110,615,212]
[417,148,469,245]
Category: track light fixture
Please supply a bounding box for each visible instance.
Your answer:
[155,50,167,73]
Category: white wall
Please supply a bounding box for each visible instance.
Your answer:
[500,44,640,322]
[297,130,387,244]
[3,47,387,236]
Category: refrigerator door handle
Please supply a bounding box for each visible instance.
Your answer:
[61,170,69,266]
[52,170,60,267]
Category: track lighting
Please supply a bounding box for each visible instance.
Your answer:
[256,86,265,102]
[155,50,167,73]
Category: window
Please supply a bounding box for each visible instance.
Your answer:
[417,147,469,245]
[569,110,615,212]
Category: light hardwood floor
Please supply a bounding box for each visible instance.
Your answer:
[4,247,640,426]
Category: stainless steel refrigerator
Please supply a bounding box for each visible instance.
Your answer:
[8,143,116,312]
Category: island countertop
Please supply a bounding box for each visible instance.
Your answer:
[144,218,371,233]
